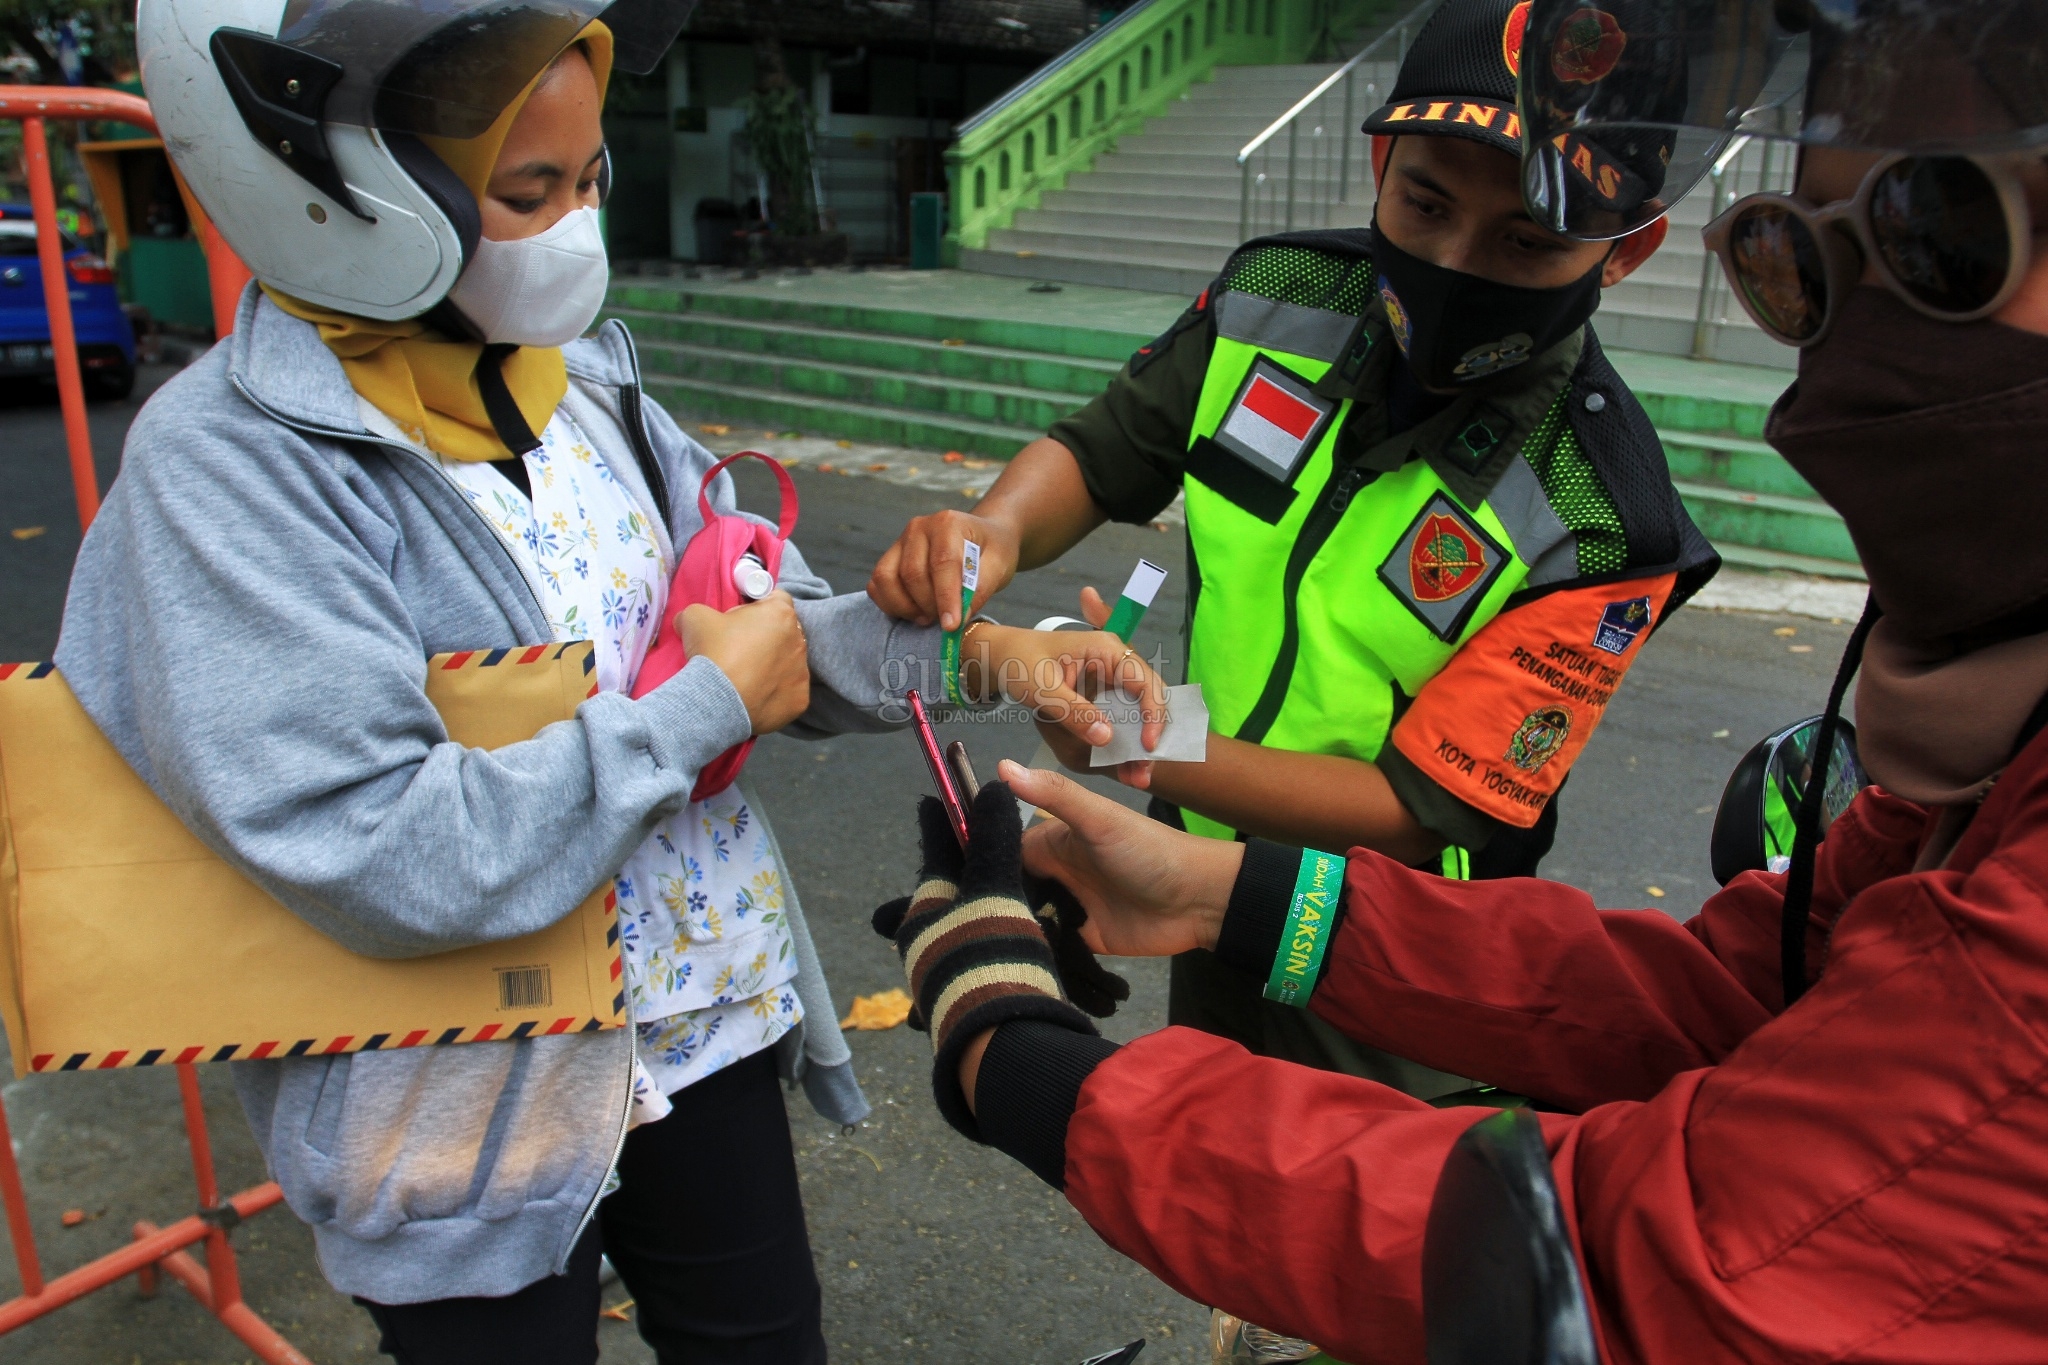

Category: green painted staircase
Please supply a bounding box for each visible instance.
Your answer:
[603,273,1858,580]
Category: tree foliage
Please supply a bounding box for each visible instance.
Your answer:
[0,1,136,86]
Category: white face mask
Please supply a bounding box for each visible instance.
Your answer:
[447,206,609,348]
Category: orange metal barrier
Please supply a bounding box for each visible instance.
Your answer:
[0,87,305,1364]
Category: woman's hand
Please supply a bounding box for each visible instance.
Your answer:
[680,592,810,735]
[1010,761,1241,958]
[963,623,1167,755]
[867,509,1020,630]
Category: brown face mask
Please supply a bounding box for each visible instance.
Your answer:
[1766,286,2048,643]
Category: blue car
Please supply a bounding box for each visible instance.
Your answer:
[0,203,137,400]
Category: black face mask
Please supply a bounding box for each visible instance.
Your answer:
[1368,223,1604,390]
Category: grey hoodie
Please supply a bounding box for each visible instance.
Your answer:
[53,286,942,1304]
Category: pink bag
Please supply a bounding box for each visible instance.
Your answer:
[629,451,800,800]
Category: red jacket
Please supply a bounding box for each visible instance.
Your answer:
[1061,736,2048,1362]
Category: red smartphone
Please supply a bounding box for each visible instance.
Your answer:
[908,690,970,847]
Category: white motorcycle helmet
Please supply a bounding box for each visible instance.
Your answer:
[138,0,692,322]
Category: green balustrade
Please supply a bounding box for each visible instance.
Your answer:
[946,0,1388,262]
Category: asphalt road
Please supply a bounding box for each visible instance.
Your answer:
[0,375,1853,1365]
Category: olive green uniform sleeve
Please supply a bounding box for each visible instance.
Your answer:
[1046,298,1215,525]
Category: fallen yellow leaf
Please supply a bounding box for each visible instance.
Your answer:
[1773,626,1797,637]
[697,423,730,436]
[11,526,45,540]
[960,487,981,498]
[1789,644,1814,653]
[941,338,967,346]
[866,462,890,473]
[1645,886,1667,898]
[836,439,853,449]
[961,458,993,469]
[840,988,912,1031]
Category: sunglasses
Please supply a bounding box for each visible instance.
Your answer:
[1702,152,2039,347]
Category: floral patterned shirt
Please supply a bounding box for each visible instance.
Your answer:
[372,400,802,1122]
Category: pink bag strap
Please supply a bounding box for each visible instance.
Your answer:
[698,451,799,541]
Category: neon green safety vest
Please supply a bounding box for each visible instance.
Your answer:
[1178,243,1587,852]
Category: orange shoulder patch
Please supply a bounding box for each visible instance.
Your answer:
[1389,573,1677,827]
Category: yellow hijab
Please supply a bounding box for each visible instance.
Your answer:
[266,21,614,462]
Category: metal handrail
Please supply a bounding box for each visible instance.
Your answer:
[1690,134,1766,359]
[956,0,1162,138]
[1235,0,1439,165]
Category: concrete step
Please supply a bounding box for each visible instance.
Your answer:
[1114,130,1253,156]
[1592,304,1795,370]
[614,263,1836,569]
[609,306,1122,398]
[608,280,1148,362]
[1008,208,1246,246]
[985,228,1231,272]
[643,375,1041,461]
[1085,147,1254,174]
[960,247,1218,297]
[634,338,1092,434]
[1659,429,1816,500]
[1043,188,1247,222]
[1062,164,1245,197]
[1674,479,1855,565]
[1713,543,1866,581]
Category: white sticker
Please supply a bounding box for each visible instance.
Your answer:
[960,540,982,593]
[1090,684,1210,766]
[1121,558,1168,608]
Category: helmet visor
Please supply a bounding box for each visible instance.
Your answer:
[278,0,692,138]
[1518,0,2048,240]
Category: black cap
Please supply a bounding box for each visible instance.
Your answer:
[1360,0,1531,157]
[1362,0,1673,218]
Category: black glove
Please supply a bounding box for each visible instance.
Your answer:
[1024,875,1130,1019]
[871,783,1097,1138]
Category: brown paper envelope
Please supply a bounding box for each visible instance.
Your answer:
[0,643,624,1079]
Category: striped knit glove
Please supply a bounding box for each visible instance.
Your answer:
[872,782,1097,1138]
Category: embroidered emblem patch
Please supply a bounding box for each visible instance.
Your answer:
[1502,0,1532,77]
[1453,332,1534,381]
[1379,493,1510,642]
[1380,281,1413,356]
[1592,595,1653,654]
[1550,6,1627,84]
[1212,356,1337,484]
[1411,515,1489,602]
[1507,705,1574,772]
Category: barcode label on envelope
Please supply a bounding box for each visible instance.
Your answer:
[496,966,553,1010]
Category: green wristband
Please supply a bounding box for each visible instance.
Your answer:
[1100,557,1168,641]
[941,540,982,704]
[1264,849,1343,1008]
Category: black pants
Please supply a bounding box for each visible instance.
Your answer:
[358,1048,826,1365]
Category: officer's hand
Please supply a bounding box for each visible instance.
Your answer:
[1012,761,1242,958]
[970,623,1166,756]
[680,593,810,735]
[1051,585,1158,790]
[867,510,1019,630]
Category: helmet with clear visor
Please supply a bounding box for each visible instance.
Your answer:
[138,0,693,320]
[1515,0,2048,241]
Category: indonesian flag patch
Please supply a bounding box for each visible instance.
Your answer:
[1212,357,1336,484]
[1379,492,1510,641]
